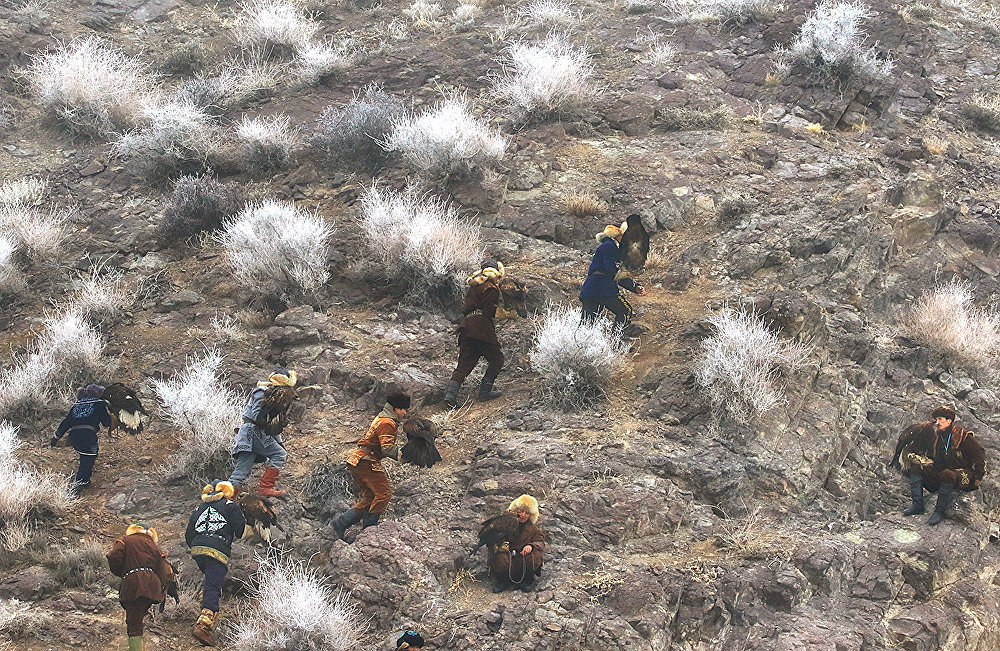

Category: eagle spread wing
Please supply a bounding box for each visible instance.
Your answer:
[401,418,442,468]
[103,383,149,434]
[620,214,650,272]
[471,512,520,556]
[237,491,284,544]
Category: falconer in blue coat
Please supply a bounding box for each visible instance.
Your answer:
[580,224,647,330]
[227,369,297,497]
[51,384,111,495]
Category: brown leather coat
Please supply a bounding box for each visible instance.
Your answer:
[488,521,545,585]
[106,532,168,605]
[457,281,500,345]
[894,420,987,490]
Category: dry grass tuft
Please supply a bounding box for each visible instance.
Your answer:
[562,193,608,218]
[903,281,1000,367]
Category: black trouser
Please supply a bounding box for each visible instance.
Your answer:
[581,295,633,327]
[450,337,504,382]
[195,556,228,612]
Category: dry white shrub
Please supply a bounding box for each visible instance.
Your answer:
[693,309,809,423]
[114,98,218,179]
[152,350,244,480]
[403,0,444,25]
[530,305,629,409]
[710,0,783,23]
[223,53,285,102]
[29,37,154,137]
[358,185,483,302]
[780,0,893,79]
[229,555,368,651]
[0,204,68,261]
[380,96,509,176]
[451,3,482,31]
[520,0,577,27]
[235,114,299,171]
[964,93,1000,132]
[73,267,129,320]
[315,84,405,168]
[235,0,319,49]
[0,356,56,416]
[0,178,47,208]
[0,236,25,295]
[294,39,355,84]
[904,282,1000,365]
[0,422,74,530]
[217,199,333,296]
[491,35,596,119]
[636,29,677,65]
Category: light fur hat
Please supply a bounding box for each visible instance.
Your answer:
[258,369,297,388]
[595,225,623,243]
[201,481,235,502]
[125,523,159,543]
[508,494,539,524]
[468,261,506,286]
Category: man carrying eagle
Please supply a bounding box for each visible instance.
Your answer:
[580,223,648,334]
[228,369,298,498]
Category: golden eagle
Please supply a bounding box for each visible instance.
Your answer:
[256,385,298,437]
[470,511,519,557]
[620,213,650,271]
[103,383,149,435]
[158,560,180,613]
[401,418,442,468]
[237,491,285,544]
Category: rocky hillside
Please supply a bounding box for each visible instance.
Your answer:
[2,0,1000,649]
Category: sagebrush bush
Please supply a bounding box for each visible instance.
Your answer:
[45,541,106,587]
[217,199,333,296]
[403,0,444,25]
[491,35,596,119]
[451,3,481,31]
[780,0,893,79]
[529,305,628,409]
[711,0,783,24]
[234,0,319,50]
[0,597,56,640]
[358,185,483,303]
[0,235,25,296]
[0,204,68,261]
[0,177,47,208]
[152,350,244,480]
[229,555,367,651]
[904,282,1000,366]
[160,173,245,242]
[963,93,1000,132]
[29,37,154,137]
[294,39,355,84]
[0,422,73,537]
[222,53,284,103]
[114,99,218,182]
[315,85,405,169]
[693,309,809,423]
[520,0,577,26]
[235,114,299,172]
[380,96,509,176]
[73,267,129,320]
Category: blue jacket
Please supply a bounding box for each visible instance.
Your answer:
[580,237,640,300]
[232,387,285,456]
[54,399,111,440]
[185,495,246,565]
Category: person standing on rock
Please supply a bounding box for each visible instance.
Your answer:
[485,494,545,593]
[580,224,647,335]
[331,393,410,540]
[890,406,986,525]
[106,523,172,651]
[51,384,112,496]
[444,261,508,408]
[186,480,248,646]
[228,369,297,498]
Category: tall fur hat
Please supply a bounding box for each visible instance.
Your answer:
[77,384,106,400]
[201,480,235,502]
[468,260,505,286]
[595,225,623,243]
[931,406,957,421]
[125,523,159,543]
[259,369,297,388]
[387,392,411,410]
[507,494,539,524]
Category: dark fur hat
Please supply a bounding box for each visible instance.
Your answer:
[387,393,411,410]
[397,631,424,648]
[931,406,957,421]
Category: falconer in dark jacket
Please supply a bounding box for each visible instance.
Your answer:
[186,480,248,646]
[890,406,987,525]
[580,225,646,331]
[487,494,545,593]
[228,369,297,498]
[51,384,111,495]
[444,261,507,408]
[107,523,172,651]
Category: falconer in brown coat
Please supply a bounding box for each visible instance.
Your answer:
[106,524,173,651]
[890,406,987,525]
[444,261,506,408]
[331,393,410,540]
[486,494,545,593]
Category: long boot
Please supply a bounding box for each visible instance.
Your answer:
[362,512,381,528]
[258,466,286,498]
[478,375,503,401]
[331,508,362,541]
[443,380,462,408]
[928,482,955,525]
[192,608,217,646]
[902,475,925,516]
[128,636,144,651]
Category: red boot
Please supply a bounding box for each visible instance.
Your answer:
[258,466,286,498]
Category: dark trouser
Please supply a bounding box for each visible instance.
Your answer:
[450,337,504,383]
[195,556,228,612]
[581,295,633,327]
[349,459,392,514]
[909,467,972,492]
[68,428,99,485]
[123,597,156,637]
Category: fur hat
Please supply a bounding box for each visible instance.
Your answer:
[931,406,957,421]
[201,480,235,502]
[468,260,505,286]
[397,631,425,649]
[595,225,623,243]
[125,523,159,543]
[77,384,106,400]
[387,393,411,410]
[259,369,297,388]
[508,494,539,524]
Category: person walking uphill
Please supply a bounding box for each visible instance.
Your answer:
[444,261,508,408]
[228,369,297,498]
[107,523,172,651]
[51,384,111,496]
[580,225,646,333]
[331,393,410,541]
[890,406,987,526]
[186,481,247,646]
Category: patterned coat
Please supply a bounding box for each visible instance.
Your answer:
[894,420,987,491]
[346,405,399,473]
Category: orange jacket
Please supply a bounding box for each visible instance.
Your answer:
[347,407,399,472]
